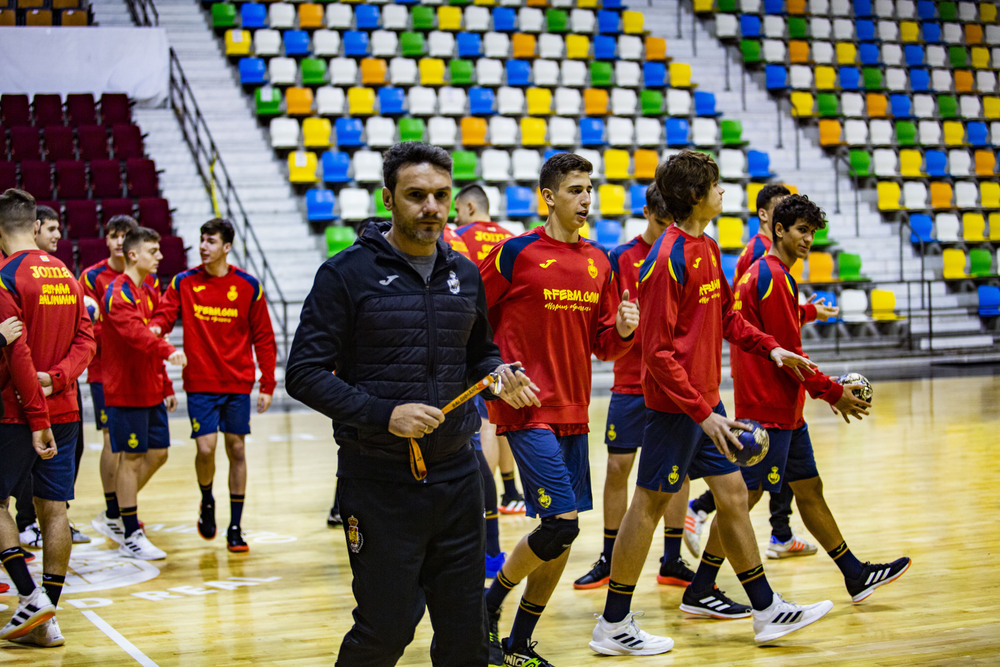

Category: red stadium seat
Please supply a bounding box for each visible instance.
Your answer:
[33,94,64,127]
[0,95,31,127]
[137,197,171,235]
[78,125,110,161]
[90,159,123,198]
[53,238,76,273]
[54,160,88,199]
[78,237,109,269]
[21,160,53,200]
[0,125,8,159]
[157,235,188,283]
[125,158,158,198]
[66,93,97,127]
[43,125,76,161]
[0,162,17,190]
[64,200,100,238]
[100,198,133,224]
[10,126,42,161]
[99,94,132,126]
[112,124,144,160]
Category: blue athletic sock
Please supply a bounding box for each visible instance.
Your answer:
[602,580,635,624]
[689,551,724,592]
[602,528,618,560]
[0,547,36,596]
[485,570,517,614]
[508,599,544,648]
[737,565,775,610]
[121,506,140,538]
[828,542,864,579]
[663,526,683,561]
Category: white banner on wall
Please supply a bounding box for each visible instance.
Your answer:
[0,27,170,107]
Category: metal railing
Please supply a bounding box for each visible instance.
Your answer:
[122,0,157,27]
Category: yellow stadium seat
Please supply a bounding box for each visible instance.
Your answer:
[963,213,987,242]
[288,150,318,184]
[347,87,376,115]
[899,149,924,177]
[972,47,990,69]
[622,11,644,34]
[942,248,968,279]
[526,88,553,115]
[746,183,765,212]
[286,87,314,116]
[302,117,332,148]
[633,149,658,180]
[835,42,857,65]
[438,6,462,31]
[645,37,667,61]
[818,119,843,147]
[871,289,904,321]
[693,0,713,11]
[419,59,446,86]
[520,117,548,146]
[512,33,537,59]
[717,217,744,250]
[604,150,631,180]
[298,3,323,29]
[566,35,590,60]
[877,181,901,211]
[815,66,837,91]
[899,21,919,42]
[930,181,953,209]
[983,96,1000,119]
[224,29,251,57]
[943,121,965,146]
[982,182,1000,209]
[669,62,695,88]
[537,187,548,216]
[788,257,804,282]
[599,184,627,216]
[583,88,609,116]
[807,251,836,282]
[360,58,388,86]
[981,2,997,23]
[790,91,814,117]
[460,117,488,146]
[577,0,598,7]
[989,213,1000,241]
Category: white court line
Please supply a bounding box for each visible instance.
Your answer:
[81,610,158,667]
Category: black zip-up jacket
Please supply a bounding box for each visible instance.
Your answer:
[286,221,503,484]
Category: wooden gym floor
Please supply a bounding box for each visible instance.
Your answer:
[2,373,999,666]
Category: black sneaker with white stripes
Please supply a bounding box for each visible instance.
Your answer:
[846,557,911,602]
[680,585,752,619]
[0,586,55,640]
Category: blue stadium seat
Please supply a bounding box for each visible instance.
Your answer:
[747,150,774,178]
[747,216,760,237]
[921,21,941,43]
[334,118,364,147]
[967,122,989,147]
[378,87,406,115]
[469,87,496,115]
[665,118,690,147]
[457,33,482,59]
[395,0,417,5]
[889,94,912,118]
[721,254,738,284]
[322,151,351,184]
[580,118,606,146]
[694,91,721,117]
[909,69,930,92]
[306,189,335,222]
[239,57,266,86]
[853,0,873,17]
[629,184,646,216]
[765,65,788,91]
[839,67,860,91]
[241,3,266,29]
[544,149,567,161]
[284,30,311,57]
[356,5,380,30]
[811,290,840,323]
[978,285,1000,316]
[505,60,532,87]
[859,43,880,65]
[597,10,621,34]
[764,0,784,12]
[908,213,936,244]
[856,19,875,41]
[343,31,370,57]
[643,62,667,88]
[603,0,624,8]
[505,186,535,217]
[594,35,617,60]
[904,45,925,67]
[492,7,516,32]
[595,219,621,249]
[925,150,948,177]
[740,15,761,39]
[916,0,936,19]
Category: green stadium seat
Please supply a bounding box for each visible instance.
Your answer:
[399,117,426,142]
[452,151,478,181]
[255,87,283,117]
[640,90,663,116]
[740,40,762,65]
[937,95,958,119]
[375,191,392,219]
[449,59,474,85]
[546,9,568,33]
[412,6,435,31]
[787,17,808,39]
[969,248,994,277]
[837,252,866,281]
[849,149,872,177]
[401,32,426,57]
[301,58,328,86]
[720,119,747,146]
[862,67,883,90]
[212,3,236,29]
[895,120,917,147]
[590,61,613,87]
[817,93,839,117]
[325,225,355,257]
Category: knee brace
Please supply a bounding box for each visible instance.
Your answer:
[526,516,580,561]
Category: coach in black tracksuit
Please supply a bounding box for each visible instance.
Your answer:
[287,143,537,666]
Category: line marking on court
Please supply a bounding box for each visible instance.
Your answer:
[81,610,158,667]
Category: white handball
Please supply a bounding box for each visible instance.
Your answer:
[84,295,101,322]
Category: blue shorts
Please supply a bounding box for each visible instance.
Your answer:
[187,393,251,438]
[505,429,592,519]
[740,424,819,493]
[108,404,170,454]
[0,422,80,502]
[637,403,740,493]
[470,395,490,452]
[90,382,108,431]
[604,393,647,452]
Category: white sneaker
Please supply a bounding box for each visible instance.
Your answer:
[19,522,43,549]
[589,611,674,656]
[684,505,707,558]
[765,533,819,559]
[70,524,92,544]
[118,529,166,560]
[91,511,126,545]
[752,593,833,644]
[10,617,64,647]
[0,586,55,640]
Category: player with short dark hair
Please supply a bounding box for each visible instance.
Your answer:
[150,217,277,553]
[480,152,639,666]
[0,188,95,647]
[102,226,187,561]
[33,206,60,254]
[589,152,831,655]
[573,183,696,592]
[731,193,910,603]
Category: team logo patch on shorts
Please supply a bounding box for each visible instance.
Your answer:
[127,433,139,449]
[100,410,107,425]
[347,516,363,553]
[668,465,680,486]
[607,424,617,441]
[768,466,781,485]
[191,418,201,434]
[537,488,552,509]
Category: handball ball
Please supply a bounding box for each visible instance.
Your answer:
[836,372,873,403]
[83,295,100,322]
[727,420,769,467]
